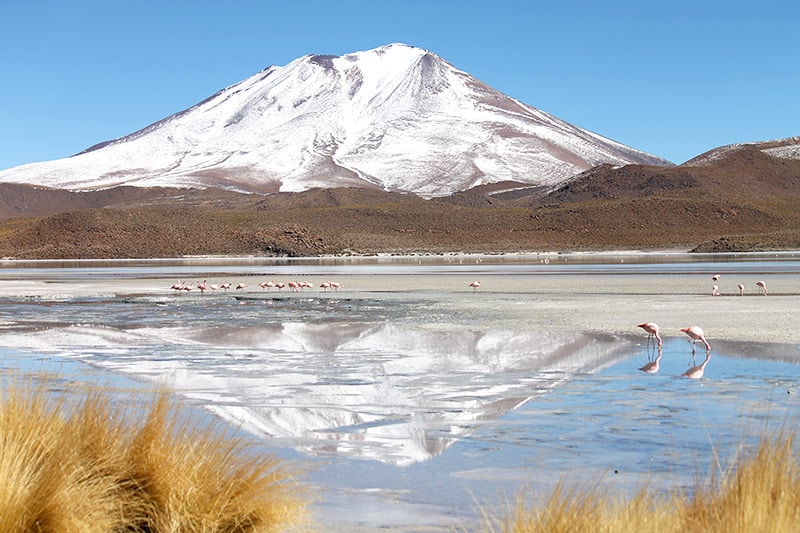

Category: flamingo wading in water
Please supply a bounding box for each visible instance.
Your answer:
[637,322,662,361]
[756,280,767,295]
[681,326,711,353]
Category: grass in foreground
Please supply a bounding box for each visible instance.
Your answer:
[0,376,309,532]
[486,431,800,532]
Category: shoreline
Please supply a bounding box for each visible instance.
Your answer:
[0,252,798,347]
[1,248,799,265]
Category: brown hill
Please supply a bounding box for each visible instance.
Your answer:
[0,138,798,259]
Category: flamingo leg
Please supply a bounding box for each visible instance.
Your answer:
[688,340,697,365]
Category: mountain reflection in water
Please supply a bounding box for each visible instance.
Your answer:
[0,300,633,465]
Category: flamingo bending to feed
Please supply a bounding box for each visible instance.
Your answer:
[756,280,767,295]
[469,280,482,291]
[738,284,745,296]
[711,285,719,296]
[683,350,711,379]
[681,326,711,352]
[639,347,662,374]
[637,322,662,348]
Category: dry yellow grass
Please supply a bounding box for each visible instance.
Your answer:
[0,375,309,532]
[487,431,800,533]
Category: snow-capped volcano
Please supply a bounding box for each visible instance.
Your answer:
[0,43,671,197]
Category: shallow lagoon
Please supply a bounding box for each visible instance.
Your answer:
[0,253,798,531]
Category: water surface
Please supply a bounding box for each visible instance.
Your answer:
[0,254,798,531]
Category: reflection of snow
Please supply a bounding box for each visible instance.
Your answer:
[0,321,633,465]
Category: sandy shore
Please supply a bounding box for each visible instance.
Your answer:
[0,266,797,346]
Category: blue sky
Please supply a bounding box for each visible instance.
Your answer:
[1,0,798,170]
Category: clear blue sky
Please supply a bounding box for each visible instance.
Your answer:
[1,0,798,170]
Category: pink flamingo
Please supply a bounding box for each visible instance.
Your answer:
[171,280,185,292]
[756,280,767,295]
[469,280,482,291]
[330,282,342,290]
[681,326,711,352]
[683,350,711,379]
[711,285,719,296]
[275,282,285,290]
[197,279,208,294]
[712,274,721,281]
[220,283,231,291]
[639,347,662,374]
[236,282,247,291]
[637,322,662,348]
[738,284,745,296]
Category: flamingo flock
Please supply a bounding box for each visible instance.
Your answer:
[634,272,770,379]
[170,279,343,294]
[637,321,713,379]
[709,274,768,296]
[173,278,481,294]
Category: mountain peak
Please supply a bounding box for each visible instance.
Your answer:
[0,44,670,196]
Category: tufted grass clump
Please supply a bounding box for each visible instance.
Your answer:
[486,430,800,533]
[0,375,309,532]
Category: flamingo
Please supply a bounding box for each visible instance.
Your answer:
[738,283,745,296]
[236,282,247,291]
[275,282,285,290]
[756,280,767,295]
[197,279,208,294]
[637,322,662,348]
[170,280,185,292]
[681,326,711,352]
[329,282,342,290]
[220,283,231,291]
[469,280,482,291]
[712,274,721,281]
[682,349,711,379]
[711,285,719,296]
[639,347,662,374]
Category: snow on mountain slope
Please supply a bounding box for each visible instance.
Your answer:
[684,136,800,166]
[0,43,672,197]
